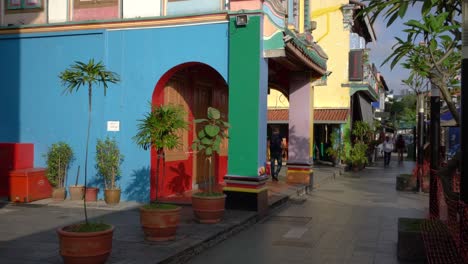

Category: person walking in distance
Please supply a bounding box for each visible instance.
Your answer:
[396,134,406,163]
[269,127,283,181]
[383,136,394,167]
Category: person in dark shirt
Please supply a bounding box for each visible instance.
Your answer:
[396,134,406,163]
[269,127,283,181]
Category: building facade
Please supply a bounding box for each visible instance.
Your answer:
[0,0,327,207]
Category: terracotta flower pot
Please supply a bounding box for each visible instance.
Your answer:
[69,185,84,200]
[57,225,114,264]
[139,206,181,241]
[192,194,226,224]
[104,189,121,205]
[85,187,99,202]
[52,187,67,201]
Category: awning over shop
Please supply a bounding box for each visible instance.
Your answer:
[314,109,349,124]
[267,108,349,124]
[358,94,374,125]
[268,109,288,123]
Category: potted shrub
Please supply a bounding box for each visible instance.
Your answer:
[56,59,119,263]
[325,129,342,166]
[191,107,230,223]
[348,142,368,171]
[69,166,84,201]
[96,136,124,206]
[133,103,188,241]
[44,142,74,201]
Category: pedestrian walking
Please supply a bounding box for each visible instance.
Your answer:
[268,127,284,181]
[396,134,406,163]
[383,136,394,167]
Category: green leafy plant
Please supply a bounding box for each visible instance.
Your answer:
[133,103,188,204]
[347,142,368,168]
[325,129,342,165]
[192,107,229,195]
[44,142,74,189]
[352,121,372,143]
[60,59,120,227]
[96,136,124,190]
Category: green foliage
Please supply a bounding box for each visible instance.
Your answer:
[362,0,461,125]
[192,107,230,195]
[193,192,225,198]
[96,136,124,190]
[133,104,188,204]
[142,203,179,210]
[390,93,417,129]
[347,142,368,168]
[65,222,112,233]
[60,59,120,224]
[44,142,74,188]
[192,107,230,157]
[133,104,188,152]
[59,59,120,98]
[352,121,372,143]
[325,129,343,164]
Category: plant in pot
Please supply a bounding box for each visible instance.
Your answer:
[69,166,84,201]
[325,129,342,166]
[191,107,230,224]
[56,59,120,263]
[348,142,368,172]
[96,136,124,206]
[44,142,74,201]
[133,103,188,241]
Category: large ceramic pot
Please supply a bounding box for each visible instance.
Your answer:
[57,225,114,264]
[192,194,226,224]
[69,185,84,200]
[104,189,121,205]
[85,187,99,202]
[52,188,67,201]
[139,206,181,241]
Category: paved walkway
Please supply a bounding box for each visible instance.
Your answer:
[0,160,423,264]
[0,164,336,264]
[187,159,428,264]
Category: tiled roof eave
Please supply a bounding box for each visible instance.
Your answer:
[283,28,328,73]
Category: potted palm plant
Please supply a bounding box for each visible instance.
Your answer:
[191,107,230,223]
[56,59,119,263]
[133,103,188,241]
[96,136,124,206]
[44,142,74,201]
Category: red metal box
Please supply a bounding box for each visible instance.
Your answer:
[9,168,52,203]
[0,143,34,170]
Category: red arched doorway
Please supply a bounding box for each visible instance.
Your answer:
[151,62,228,200]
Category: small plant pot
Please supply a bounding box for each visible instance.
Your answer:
[192,193,226,224]
[104,189,121,205]
[140,206,181,241]
[69,185,84,200]
[85,187,99,202]
[57,224,114,264]
[52,187,67,201]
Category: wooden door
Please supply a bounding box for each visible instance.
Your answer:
[193,80,213,189]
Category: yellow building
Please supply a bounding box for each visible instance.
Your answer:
[267,0,379,165]
[312,0,378,163]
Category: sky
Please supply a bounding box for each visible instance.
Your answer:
[367,4,423,95]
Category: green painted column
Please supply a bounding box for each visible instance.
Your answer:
[227,14,265,177]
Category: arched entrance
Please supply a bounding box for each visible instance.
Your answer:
[151,62,228,200]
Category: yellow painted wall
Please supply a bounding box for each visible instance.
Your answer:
[267,88,289,108]
[311,0,350,108]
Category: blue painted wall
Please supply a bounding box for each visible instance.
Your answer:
[0,22,228,201]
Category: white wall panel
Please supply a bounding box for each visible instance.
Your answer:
[48,0,67,23]
[123,0,161,19]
